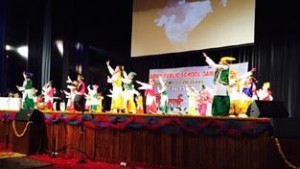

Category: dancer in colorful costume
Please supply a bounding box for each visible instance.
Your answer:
[257,82,273,101]
[107,60,124,113]
[229,68,256,117]
[122,71,138,114]
[157,76,169,115]
[203,52,235,116]
[16,71,35,110]
[186,86,198,116]
[86,84,99,112]
[67,74,86,111]
[136,79,157,114]
[135,92,144,114]
[42,81,54,110]
[64,82,77,111]
[197,83,213,116]
[96,92,104,112]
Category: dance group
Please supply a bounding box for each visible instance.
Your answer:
[14,53,273,117]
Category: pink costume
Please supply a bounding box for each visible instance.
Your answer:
[136,79,157,114]
[42,81,54,110]
[197,86,213,116]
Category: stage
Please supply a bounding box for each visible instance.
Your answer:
[0,110,299,169]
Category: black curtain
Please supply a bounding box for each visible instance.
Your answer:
[0,0,5,95]
[27,0,43,89]
[41,0,52,87]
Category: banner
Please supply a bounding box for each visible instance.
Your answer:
[149,62,249,115]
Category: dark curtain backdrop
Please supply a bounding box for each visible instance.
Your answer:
[0,0,4,95]
[27,0,43,89]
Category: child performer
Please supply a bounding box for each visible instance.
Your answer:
[64,83,77,111]
[203,52,235,116]
[157,76,169,115]
[97,92,104,113]
[86,84,99,112]
[229,68,256,117]
[106,60,124,113]
[186,86,198,116]
[257,82,273,101]
[135,92,144,114]
[122,71,139,114]
[42,81,54,110]
[16,71,35,110]
[197,83,213,116]
[67,74,86,112]
[136,79,157,114]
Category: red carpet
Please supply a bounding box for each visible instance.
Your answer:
[28,155,127,169]
[0,143,173,169]
[27,154,172,169]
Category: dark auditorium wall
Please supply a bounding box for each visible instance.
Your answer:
[0,0,5,96]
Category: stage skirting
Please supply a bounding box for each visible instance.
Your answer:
[0,111,295,169]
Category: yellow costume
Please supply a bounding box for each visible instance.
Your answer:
[110,72,124,113]
[136,94,144,114]
[107,60,124,113]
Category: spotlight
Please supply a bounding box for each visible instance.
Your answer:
[75,42,83,51]
[16,46,28,58]
[55,40,64,56]
[5,44,28,58]
[5,45,13,51]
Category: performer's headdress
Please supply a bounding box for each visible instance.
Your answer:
[128,72,137,79]
[23,71,33,78]
[220,56,236,65]
[249,76,258,83]
[263,82,270,89]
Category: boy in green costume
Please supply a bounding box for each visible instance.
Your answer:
[203,52,235,116]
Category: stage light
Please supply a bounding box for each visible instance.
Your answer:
[5,44,28,59]
[5,45,13,51]
[76,64,82,74]
[75,42,83,51]
[55,40,64,57]
[16,46,28,58]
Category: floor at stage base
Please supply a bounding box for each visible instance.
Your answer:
[1,111,299,169]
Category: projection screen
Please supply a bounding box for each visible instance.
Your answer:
[131,0,256,57]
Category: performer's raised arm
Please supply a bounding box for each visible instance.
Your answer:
[203,52,228,69]
[87,84,93,92]
[157,76,166,93]
[106,60,114,75]
[66,76,72,84]
[239,67,256,80]
[136,80,152,90]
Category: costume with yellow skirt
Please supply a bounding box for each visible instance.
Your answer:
[136,94,144,114]
[229,70,254,117]
[110,72,124,113]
